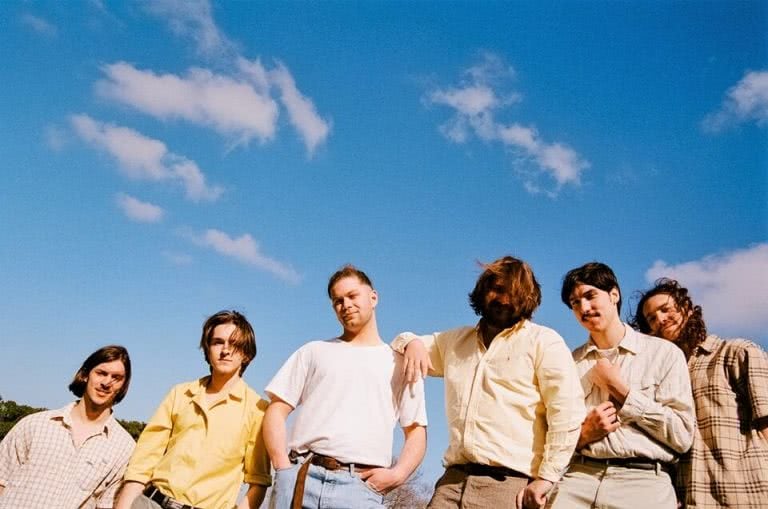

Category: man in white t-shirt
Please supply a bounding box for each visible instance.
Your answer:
[263,264,428,509]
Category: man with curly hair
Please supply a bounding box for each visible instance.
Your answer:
[632,278,768,508]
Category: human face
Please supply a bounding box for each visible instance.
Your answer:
[207,323,245,378]
[330,276,377,334]
[568,283,621,334]
[481,277,518,330]
[642,293,687,341]
[84,360,126,410]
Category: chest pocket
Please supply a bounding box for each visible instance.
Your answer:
[77,455,110,492]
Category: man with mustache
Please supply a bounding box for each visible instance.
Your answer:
[632,278,768,508]
[0,345,135,509]
[395,256,585,509]
[547,263,695,509]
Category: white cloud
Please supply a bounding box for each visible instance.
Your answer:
[44,125,68,151]
[645,243,768,337]
[20,13,57,37]
[192,229,300,284]
[162,250,193,265]
[97,62,279,146]
[703,70,768,132]
[143,0,236,59]
[116,193,164,223]
[268,61,332,157]
[71,114,223,202]
[426,53,588,195]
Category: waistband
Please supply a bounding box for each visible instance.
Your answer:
[143,484,202,509]
[451,463,531,481]
[574,455,672,473]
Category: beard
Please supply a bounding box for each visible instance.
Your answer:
[482,302,520,330]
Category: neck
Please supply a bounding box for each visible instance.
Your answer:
[590,319,626,349]
[207,371,241,394]
[72,398,112,425]
[479,318,521,347]
[340,317,382,345]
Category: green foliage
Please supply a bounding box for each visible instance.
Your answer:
[0,399,146,442]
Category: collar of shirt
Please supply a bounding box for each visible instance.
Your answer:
[575,324,643,361]
[473,319,528,350]
[186,376,247,408]
[695,334,721,354]
[49,401,117,437]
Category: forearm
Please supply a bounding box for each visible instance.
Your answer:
[114,481,145,509]
[391,425,427,483]
[237,484,266,509]
[263,401,292,469]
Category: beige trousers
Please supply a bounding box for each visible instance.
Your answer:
[547,461,677,509]
[427,466,530,509]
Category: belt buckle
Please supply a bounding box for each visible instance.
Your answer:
[166,500,184,509]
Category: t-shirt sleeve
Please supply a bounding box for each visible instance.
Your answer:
[392,353,428,428]
[265,346,311,408]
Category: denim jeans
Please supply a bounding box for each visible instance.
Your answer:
[268,460,385,509]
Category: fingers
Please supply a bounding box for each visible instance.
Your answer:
[359,469,374,480]
[421,358,432,379]
[515,487,525,509]
[595,400,615,412]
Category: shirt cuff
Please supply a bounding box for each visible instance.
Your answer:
[244,473,273,487]
[618,389,647,422]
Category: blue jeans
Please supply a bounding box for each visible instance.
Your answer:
[268,461,385,509]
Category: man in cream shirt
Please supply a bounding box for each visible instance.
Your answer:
[547,262,695,509]
[396,256,585,509]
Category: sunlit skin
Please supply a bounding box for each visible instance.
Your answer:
[330,276,379,343]
[82,360,126,412]
[642,293,688,341]
[207,323,245,380]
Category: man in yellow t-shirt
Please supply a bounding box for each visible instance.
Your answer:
[115,310,272,509]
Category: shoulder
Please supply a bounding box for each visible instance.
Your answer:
[9,408,56,431]
[525,321,566,343]
[109,418,137,448]
[241,382,270,414]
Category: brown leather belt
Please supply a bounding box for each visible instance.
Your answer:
[290,452,379,509]
[143,484,202,509]
[452,463,530,481]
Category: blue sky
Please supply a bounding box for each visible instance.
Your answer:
[1,0,766,486]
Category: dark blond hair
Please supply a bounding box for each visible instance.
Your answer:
[327,264,374,298]
[69,345,131,404]
[199,310,257,375]
[469,256,541,321]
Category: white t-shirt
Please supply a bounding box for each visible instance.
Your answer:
[265,339,428,467]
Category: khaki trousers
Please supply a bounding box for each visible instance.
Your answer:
[427,466,529,509]
[546,461,677,509]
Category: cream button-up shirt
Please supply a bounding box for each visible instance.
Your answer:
[572,325,695,462]
[393,320,585,482]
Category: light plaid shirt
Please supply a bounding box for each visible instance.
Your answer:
[679,336,768,508]
[0,402,135,509]
[572,325,695,462]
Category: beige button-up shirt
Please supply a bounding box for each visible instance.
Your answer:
[572,325,695,462]
[393,320,585,482]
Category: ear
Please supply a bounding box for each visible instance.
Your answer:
[609,287,620,304]
[370,289,378,308]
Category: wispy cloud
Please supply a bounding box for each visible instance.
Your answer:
[143,0,236,59]
[267,61,332,157]
[191,228,301,284]
[71,114,223,202]
[44,125,68,151]
[645,243,768,338]
[426,53,588,195]
[20,13,57,37]
[702,70,768,132]
[116,193,164,223]
[162,250,193,265]
[97,62,279,147]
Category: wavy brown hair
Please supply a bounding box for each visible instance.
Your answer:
[200,310,257,375]
[630,278,707,358]
[469,255,541,327]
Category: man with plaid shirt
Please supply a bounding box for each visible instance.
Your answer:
[0,345,135,509]
[633,278,768,508]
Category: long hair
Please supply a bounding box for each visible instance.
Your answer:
[200,310,257,375]
[469,256,541,322]
[561,262,622,314]
[69,345,131,404]
[630,278,707,358]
